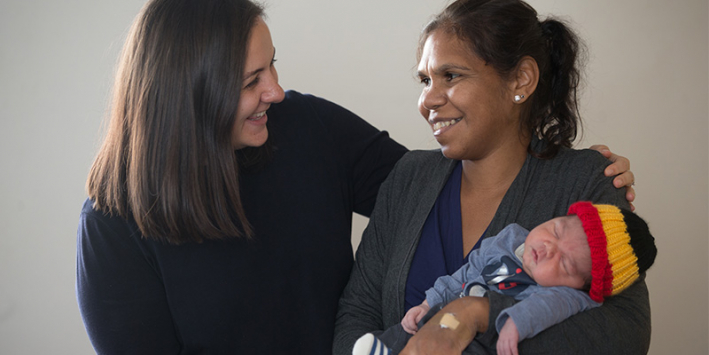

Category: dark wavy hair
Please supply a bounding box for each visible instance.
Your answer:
[87,0,264,244]
[419,0,585,158]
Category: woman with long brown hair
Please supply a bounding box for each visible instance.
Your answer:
[77,0,407,353]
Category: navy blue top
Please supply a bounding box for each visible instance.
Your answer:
[404,162,483,311]
[76,91,408,355]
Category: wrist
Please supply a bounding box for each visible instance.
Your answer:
[458,296,489,333]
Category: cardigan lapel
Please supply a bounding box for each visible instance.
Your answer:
[392,152,458,319]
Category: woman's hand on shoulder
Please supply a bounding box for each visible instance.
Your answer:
[589,144,636,211]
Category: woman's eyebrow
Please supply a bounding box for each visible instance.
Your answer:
[418,63,470,77]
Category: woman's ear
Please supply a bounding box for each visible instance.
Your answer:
[511,56,539,104]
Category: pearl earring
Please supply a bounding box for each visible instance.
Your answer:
[514,94,525,102]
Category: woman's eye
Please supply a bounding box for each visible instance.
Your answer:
[419,77,431,86]
[446,73,460,81]
[244,77,259,89]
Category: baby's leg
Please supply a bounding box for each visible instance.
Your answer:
[372,325,413,353]
[352,333,392,355]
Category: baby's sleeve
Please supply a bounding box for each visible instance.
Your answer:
[496,286,601,340]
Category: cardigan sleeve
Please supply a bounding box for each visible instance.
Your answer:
[332,161,399,354]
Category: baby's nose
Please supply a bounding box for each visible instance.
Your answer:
[537,247,547,260]
[546,243,558,256]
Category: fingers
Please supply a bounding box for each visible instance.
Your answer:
[627,185,636,212]
[604,154,630,178]
[612,170,635,188]
[496,339,518,355]
[590,144,632,181]
[497,342,506,355]
[625,185,636,202]
[402,312,420,334]
[402,319,414,334]
[415,310,426,325]
[589,144,610,156]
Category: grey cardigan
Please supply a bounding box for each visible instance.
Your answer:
[334,141,650,354]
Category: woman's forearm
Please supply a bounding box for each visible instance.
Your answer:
[400,297,490,355]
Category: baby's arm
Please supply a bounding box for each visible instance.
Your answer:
[496,286,600,340]
[402,300,431,334]
[497,318,520,355]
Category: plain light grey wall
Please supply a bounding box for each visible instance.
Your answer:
[0,0,706,354]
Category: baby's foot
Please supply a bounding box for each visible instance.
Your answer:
[352,333,392,355]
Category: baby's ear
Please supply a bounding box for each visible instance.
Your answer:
[582,275,592,292]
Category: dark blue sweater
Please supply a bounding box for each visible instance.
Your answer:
[76,91,407,354]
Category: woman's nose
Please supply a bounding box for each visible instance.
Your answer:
[263,84,284,103]
[262,69,285,104]
[420,84,446,111]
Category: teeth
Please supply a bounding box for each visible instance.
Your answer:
[248,111,266,120]
[433,118,461,131]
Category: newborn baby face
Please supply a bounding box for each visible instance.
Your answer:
[522,215,592,289]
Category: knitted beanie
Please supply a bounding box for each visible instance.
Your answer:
[567,201,657,303]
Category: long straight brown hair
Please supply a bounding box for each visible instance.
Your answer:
[87,0,264,244]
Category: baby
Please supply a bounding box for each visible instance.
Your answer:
[353,202,657,355]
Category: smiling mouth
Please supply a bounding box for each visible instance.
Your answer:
[432,118,462,131]
[247,111,267,121]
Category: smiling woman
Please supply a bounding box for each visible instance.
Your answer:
[232,18,285,149]
[417,32,526,163]
[76,0,407,353]
[85,0,266,244]
[333,0,651,354]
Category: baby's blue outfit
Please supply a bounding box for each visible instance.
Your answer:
[425,223,601,339]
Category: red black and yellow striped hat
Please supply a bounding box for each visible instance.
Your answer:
[568,202,657,303]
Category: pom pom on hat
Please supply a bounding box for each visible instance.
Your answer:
[568,202,657,303]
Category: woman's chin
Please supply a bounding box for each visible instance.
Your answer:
[233,132,269,150]
[439,145,466,160]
